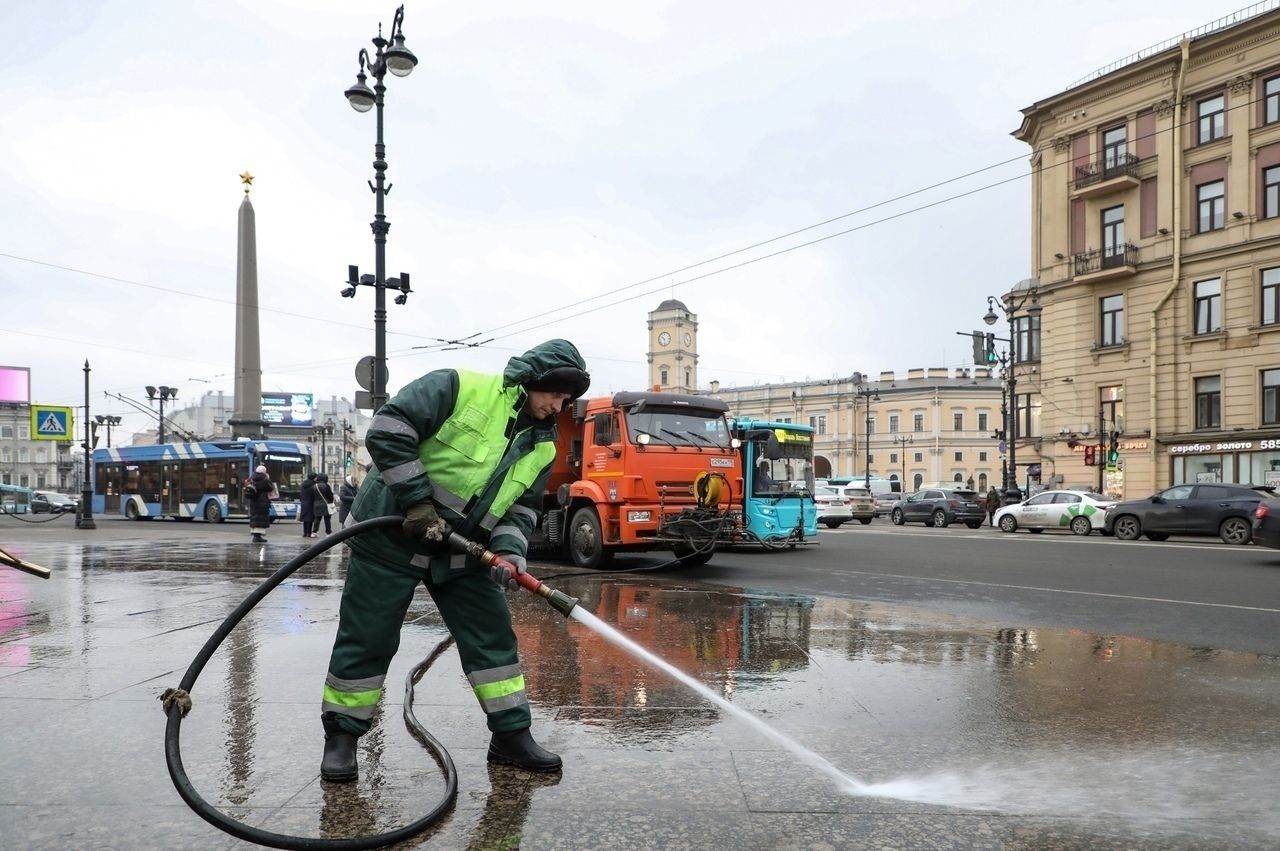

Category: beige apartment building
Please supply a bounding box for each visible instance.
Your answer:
[647,300,1005,490]
[1012,6,1280,497]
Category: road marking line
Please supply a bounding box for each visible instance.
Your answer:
[837,568,1280,613]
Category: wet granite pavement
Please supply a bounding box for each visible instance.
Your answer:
[2,520,1278,849]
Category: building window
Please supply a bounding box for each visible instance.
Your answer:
[1197,94,1225,144]
[1102,205,1125,264]
[913,452,923,463]
[1197,180,1225,232]
[867,455,874,465]
[888,414,899,433]
[0,426,10,439]
[18,426,28,440]
[953,412,964,431]
[1100,294,1124,346]
[684,367,691,386]
[1016,394,1040,438]
[1263,369,1280,425]
[954,451,963,462]
[1100,385,1124,432]
[978,473,988,491]
[1013,314,1040,363]
[778,417,792,424]
[1268,76,1280,124]
[1194,278,1223,335]
[1195,376,1221,429]
[1264,268,1280,326]
[1101,125,1126,171]
[1266,166,1280,219]
[18,448,28,463]
[977,412,988,432]
[890,452,898,463]
[808,414,827,435]
[913,413,924,432]
[913,473,923,490]
[659,367,668,385]
[979,451,988,462]
[867,416,876,435]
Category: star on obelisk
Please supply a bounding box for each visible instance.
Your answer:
[239,171,254,194]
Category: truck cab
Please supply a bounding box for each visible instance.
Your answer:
[541,392,741,568]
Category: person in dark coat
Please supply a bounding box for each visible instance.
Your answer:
[313,473,336,536]
[337,474,359,527]
[245,465,276,543]
[300,472,317,538]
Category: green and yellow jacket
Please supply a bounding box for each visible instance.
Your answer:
[348,339,586,582]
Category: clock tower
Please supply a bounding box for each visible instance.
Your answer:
[647,298,698,392]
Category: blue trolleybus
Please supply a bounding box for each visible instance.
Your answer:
[92,440,310,522]
[729,418,819,547]
[0,483,33,515]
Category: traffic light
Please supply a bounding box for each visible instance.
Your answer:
[971,331,985,366]
[1107,431,1120,467]
[1084,445,1096,466]
[984,332,998,364]
[345,452,353,467]
[90,421,100,449]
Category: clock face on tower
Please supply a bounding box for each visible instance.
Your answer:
[658,332,671,347]
[683,333,692,347]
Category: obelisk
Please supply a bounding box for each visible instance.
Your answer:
[229,171,263,439]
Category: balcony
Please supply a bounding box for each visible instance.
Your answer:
[1073,244,1137,283]
[1071,153,1141,199]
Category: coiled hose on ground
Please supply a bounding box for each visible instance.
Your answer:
[162,515,458,850]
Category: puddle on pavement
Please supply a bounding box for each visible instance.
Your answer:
[3,540,1279,843]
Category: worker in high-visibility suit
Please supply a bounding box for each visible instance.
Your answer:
[320,339,589,782]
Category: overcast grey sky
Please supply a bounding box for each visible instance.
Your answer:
[0,0,1247,440]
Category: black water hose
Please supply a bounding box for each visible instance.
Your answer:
[162,515,458,850]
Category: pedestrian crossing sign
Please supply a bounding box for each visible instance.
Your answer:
[31,405,74,441]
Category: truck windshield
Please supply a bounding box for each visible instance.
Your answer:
[627,406,730,448]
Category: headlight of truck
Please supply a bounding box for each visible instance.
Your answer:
[628,510,652,522]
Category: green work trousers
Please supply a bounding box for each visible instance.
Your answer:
[322,551,530,737]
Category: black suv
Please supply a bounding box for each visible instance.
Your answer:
[1104,483,1274,545]
[891,488,987,529]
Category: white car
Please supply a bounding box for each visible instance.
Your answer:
[994,490,1114,536]
[813,485,853,528]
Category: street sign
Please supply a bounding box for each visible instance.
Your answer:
[31,405,74,441]
[355,357,388,393]
[354,390,374,411]
[997,440,1007,454]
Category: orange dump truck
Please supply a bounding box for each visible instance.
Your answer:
[537,391,742,568]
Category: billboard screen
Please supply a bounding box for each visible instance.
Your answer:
[261,392,315,428]
[0,366,30,404]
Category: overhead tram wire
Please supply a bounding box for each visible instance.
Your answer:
[3,85,1267,353]
[460,88,1270,343]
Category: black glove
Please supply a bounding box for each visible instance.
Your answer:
[403,501,447,542]
[491,553,526,591]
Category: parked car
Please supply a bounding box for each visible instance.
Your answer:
[873,491,903,517]
[32,491,79,514]
[812,485,853,528]
[1252,499,1280,549]
[1104,483,1274,544]
[994,489,1114,536]
[891,488,987,528]
[830,485,875,524]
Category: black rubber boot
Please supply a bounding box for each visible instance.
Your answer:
[321,715,359,783]
[487,728,562,772]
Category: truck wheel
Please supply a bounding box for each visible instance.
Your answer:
[204,500,223,523]
[569,507,614,569]
[125,500,141,521]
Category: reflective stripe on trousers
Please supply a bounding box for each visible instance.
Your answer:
[467,663,528,714]
[321,672,384,720]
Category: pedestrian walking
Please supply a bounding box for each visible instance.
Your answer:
[300,472,317,538]
[337,474,358,527]
[985,486,1001,527]
[245,465,276,543]
[313,473,336,536]
[319,339,589,783]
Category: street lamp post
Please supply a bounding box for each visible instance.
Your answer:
[313,421,335,476]
[342,5,418,414]
[983,283,1041,495]
[145,385,178,445]
[94,415,122,449]
[851,372,880,488]
[76,360,96,531]
[893,434,913,492]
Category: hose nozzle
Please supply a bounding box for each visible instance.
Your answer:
[446,531,579,618]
